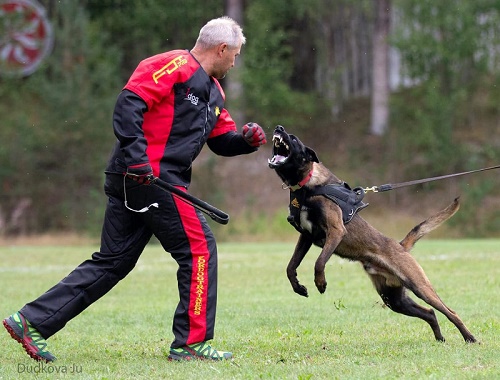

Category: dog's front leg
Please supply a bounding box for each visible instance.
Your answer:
[314,226,346,294]
[287,233,313,297]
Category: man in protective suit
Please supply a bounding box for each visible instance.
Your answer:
[3,16,266,362]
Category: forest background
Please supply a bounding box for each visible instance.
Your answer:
[1,0,500,242]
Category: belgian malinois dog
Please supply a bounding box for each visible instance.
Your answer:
[268,125,476,343]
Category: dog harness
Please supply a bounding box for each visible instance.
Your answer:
[288,182,369,233]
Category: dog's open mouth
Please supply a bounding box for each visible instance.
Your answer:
[268,133,290,168]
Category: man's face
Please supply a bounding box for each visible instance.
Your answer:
[213,44,241,79]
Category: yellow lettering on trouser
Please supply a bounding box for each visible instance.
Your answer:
[194,257,206,316]
[152,56,188,83]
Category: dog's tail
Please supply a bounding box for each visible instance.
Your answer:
[400,197,460,252]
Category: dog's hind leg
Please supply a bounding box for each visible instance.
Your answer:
[370,275,445,341]
[407,283,477,343]
[392,253,477,343]
[287,233,313,297]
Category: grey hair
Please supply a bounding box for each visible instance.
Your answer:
[195,16,246,49]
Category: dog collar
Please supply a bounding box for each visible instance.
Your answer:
[288,170,313,191]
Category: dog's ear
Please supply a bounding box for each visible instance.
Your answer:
[305,147,320,163]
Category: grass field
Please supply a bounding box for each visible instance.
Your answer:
[0,240,499,379]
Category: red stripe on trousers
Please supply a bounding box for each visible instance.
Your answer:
[172,189,209,344]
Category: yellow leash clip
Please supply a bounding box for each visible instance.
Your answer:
[363,186,379,193]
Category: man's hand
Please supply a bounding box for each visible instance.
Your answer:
[242,122,267,147]
[125,163,153,185]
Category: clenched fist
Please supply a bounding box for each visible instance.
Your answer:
[242,122,267,147]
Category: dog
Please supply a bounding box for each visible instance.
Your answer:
[268,125,476,343]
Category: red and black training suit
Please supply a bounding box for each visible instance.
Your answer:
[20,50,257,348]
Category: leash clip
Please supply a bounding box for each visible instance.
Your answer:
[363,186,379,193]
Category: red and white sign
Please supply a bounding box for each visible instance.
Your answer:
[0,0,53,76]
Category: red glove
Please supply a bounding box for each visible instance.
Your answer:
[242,122,267,147]
[125,163,153,185]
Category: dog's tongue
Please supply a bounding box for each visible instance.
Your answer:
[268,155,286,166]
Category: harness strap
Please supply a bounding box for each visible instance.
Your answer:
[313,183,369,224]
[287,182,369,233]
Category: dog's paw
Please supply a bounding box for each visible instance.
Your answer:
[314,271,327,294]
[315,281,327,294]
[465,335,477,344]
[294,284,309,297]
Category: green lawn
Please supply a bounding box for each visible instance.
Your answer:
[0,240,499,379]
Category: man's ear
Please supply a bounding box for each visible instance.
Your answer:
[217,43,228,56]
[305,147,319,163]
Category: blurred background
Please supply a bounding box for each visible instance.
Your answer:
[1,0,500,243]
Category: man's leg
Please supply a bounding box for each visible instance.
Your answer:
[169,195,218,347]
[4,178,153,362]
[144,187,230,360]
[19,194,152,338]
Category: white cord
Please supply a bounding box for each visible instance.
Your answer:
[123,176,159,213]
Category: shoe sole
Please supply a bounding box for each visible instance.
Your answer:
[167,352,232,361]
[168,353,197,361]
[3,319,54,363]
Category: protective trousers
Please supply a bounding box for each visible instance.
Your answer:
[20,174,218,348]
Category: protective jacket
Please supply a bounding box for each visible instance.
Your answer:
[106,49,255,187]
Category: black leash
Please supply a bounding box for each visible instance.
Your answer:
[363,164,500,193]
[148,176,230,225]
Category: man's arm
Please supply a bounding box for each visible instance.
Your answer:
[113,89,150,166]
[207,131,258,156]
[113,89,153,181]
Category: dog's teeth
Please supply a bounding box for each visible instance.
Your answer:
[272,134,286,148]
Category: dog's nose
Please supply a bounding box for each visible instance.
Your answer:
[275,125,284,132]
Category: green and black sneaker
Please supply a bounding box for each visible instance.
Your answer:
[168,341,232,361]
[3,312,56,363]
